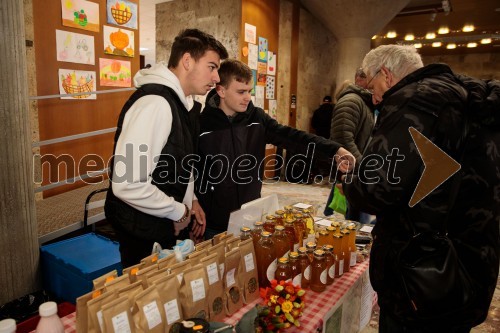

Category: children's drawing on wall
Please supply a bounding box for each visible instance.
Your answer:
[251,70,257,96]
[267,51,276,76]
[61,0,100,32]
[56,30,95,65]
[244,23,256,44]
[257,62,267,87]
[59,69,96,99]
[266,76,275,100]
[99,58,132,87]
[248,43,258,70]
[103,25,135,57]
[269,99,277,120]
[258,37,268,62]
[106,0,138,29]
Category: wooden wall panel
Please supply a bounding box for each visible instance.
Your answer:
[32,0,139,197]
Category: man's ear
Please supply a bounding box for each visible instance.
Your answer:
[216,85,225,98]
[181,53,192,71]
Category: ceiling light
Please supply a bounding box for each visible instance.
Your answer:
[414,43,422,49]
[387,31,397,38]
[467,42,477,48]
[446,43,456,49]
[462,25,475,32]
[432,42,442,47]
[438,27,449,34]
[481,38,492,44]
[404,34,415,41]
[425,32,436,39]
[372,35,377,39]
[140,47,149,51]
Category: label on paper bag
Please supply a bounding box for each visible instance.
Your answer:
[143,301,162,329]
[164,299,181,325]
[191,278,206,302]
[226,268,236,288]
[244,253,255,272]
[206,262,219,285]
[112,311,131,333]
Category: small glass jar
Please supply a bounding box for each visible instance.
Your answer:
[332,234,344,278]
[293,214,307,241]
[275,257,292,282]
[288,251,301,285]
[252,221,264,248]
[310,249,327,292]
[322,245,335,285]
[341,229,351,273]
[297,247,310,289]
[284,218,298,251]
[256,231,275,288]
[301,209,316,235]
[273,225,291,259]
[275,210,285,226]
[326,226,336,246]
[263,215,277,233]
[347,225,357,267]
[330,221,341,235]
[317,230,330,247]
[305,241,317,262]
[240,226,252,241]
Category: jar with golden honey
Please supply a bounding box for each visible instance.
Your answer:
[310,249,327,292]
[297,247,310,289]
[293,213,307,241]
[341,229,351,273]
[326,226,336,246]
[263,215,277,233]
[322,245,335,285]
[330,221,341,235]
[347,225,357,267]
[274,210,285,226]
[284,218,298,251]
[273,225,290,259]
[283,205,294,219]
[305,241,317,262]
[301,209,316,235]
[251,221,264,248]
[275,257,292,282]
[332,234,344,278]
[317,230,330,247]
[256,231,275,288]
[288,251,301,285]
[240,226,252,241]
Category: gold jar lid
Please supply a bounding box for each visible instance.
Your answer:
[254,221,264,227]
[326,226,335,232]
[261,231,272,237]
[313,249,325,257]
[289,251,299,259]
[240,226,251,232]
[275,210,285,215]
[319,230,329,236]
[265,215,277,220]
[322,244,334,252]
[298,246,307,254]
[275,225,285,231]
[278,257,289,264]
[306,241,317,249]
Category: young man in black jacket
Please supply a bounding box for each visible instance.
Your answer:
[194,59,355,239]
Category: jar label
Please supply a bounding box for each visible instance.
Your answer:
[320,269,327,284]
[143,301,162,329]
[244,253,255,272]
[191,278,206,302]
[329,264,335,278]
[304,266,311,280]
[112,311,131,333]
[164,299,181,325]
[206,262,219,285]
[350,252,357,266]
[339,259,344,276]
[292,273,302,286]
[266,259,277,283]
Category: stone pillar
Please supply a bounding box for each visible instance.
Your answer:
[0,0,39,304]
[301,0,410,89]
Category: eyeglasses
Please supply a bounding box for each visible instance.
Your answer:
[366,69,381,93]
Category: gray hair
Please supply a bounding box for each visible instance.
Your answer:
[362,44,423,81]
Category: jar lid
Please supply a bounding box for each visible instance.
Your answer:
[240,226,251,232]
[313,249,325,256]
[278,257,289,264]
[261,231,272,237]
[39,301,58,317]
[306,241,317,249]
[289,251,299,258]
[319,230,329,236]
[298,246,307,254]
[275,225,285,231]
[254,221,264,226]
[322,244,334,252]
[0,319,16,333]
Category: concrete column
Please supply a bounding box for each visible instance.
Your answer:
[301,0,410,89]
[0,0,39,304]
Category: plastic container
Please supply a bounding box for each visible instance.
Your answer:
[35,302,64,333]
[0,318,16,333]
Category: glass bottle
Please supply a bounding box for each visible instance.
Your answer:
[273,225,291,259]
[322,245,335,285]
[35,302,64,333]
[317,230,330,247]
[288,251,301,285]
[326,226,336,246]
[348,225,357,267]
[275,210,285,226]
[332,234,344,278]
[240,226,252,241]
[341,229,351,273]
[297,247,310,289]
[283,205,294,219]
[263,215,277,233]
[0,319,16,333]
[255,231,275,288]
[251,221,264,248]
[301,209,316,235]
[310,249,327,292]
[293,213,307,242]
[330,221,341,235]
[275,257,292,282]
[305,241,317,262]
[284,218,298,252]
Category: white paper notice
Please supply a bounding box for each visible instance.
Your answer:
[267,51,276,75]
[226,268,236,288]
[248,43,258,70]
[206,262,219,285]
[143,301,162,329]
[359,272,375,330]
[112,311,131,333]
[164,299,181,325]
[360,225,374,233]
[244,23,256,44]
[244,253,255,272]
[294,203,312,209]
[315,219,332,228]
[191,278,206,302]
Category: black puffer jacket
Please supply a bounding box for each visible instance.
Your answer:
[344,64,500,329]
[195,89,341,232]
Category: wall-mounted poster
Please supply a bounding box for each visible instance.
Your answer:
[248,43,258,70]
[258,37,268,62]
[269,100,277,120]
[61,0,100,32]
[257,62,267,86]
[103,25,135,57]
[267,51,276,76]
[56,30,95,65]
[266,76,275,99]
[244,23,256,44]
[99,58,132,87]
[59,69,96,100]
[106,0,138,29]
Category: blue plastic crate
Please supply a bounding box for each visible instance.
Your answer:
[40,233,122,303]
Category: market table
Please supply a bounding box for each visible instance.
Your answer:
[29,260,373,333]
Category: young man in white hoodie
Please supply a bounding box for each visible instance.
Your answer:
[105,29,228,267]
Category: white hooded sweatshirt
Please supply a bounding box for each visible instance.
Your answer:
[111,62,196,221]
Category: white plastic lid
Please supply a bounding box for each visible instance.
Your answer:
[0,318,16,333]
[39,301,58,317]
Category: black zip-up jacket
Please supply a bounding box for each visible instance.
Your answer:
[344,64,500,329]
[195,89,341,232]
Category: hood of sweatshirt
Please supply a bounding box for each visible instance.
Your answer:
[133,62,194,110]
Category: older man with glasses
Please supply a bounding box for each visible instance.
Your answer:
[343,44,499,332]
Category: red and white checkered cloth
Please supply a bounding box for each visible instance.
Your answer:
[224,260,370,332]
[38,261,370,333]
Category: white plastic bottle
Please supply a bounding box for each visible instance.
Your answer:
[35,302,64,333]
[0,318,16,333]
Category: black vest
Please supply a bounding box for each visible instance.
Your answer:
[105,84,200,242]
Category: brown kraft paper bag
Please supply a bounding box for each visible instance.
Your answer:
[187,250,206,266]
[122,262,145,284]
[146,266,169,286]
[102,295,136,333]
[93,270,118,290]
[153,274,183,332]
[169,260,191,286]
[157,253,176,270]
[133,286,166,333]
[195,239,212,252]
[225,237,240,252]
[140,252,159,267]
[179,264,209,320]
[105,274,130,293]
[199,253,225,321]
[224,248,243,315]
[212,231,227,245]
[135,265,158,289]
[76,288,104,333]
[117,281,144,311]
[87,290,117,333]
[238,238,260,303]
[211,242,226,283]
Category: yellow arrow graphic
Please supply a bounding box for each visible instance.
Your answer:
[408,127,461,207]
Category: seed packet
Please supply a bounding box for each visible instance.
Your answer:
[169,260,191,286]
[179,264,208,320]
[187,250,206,266]
[87,290,117,333]
[153,274,183,332]
[238,238,260,303]
[122,263,145,284]
[76,287,104,333]
[225,237,240,252]
[195,239,212,252]
[136,265,158,289]
[105,274,130,293]
[211,242,226,281]
[224,248,243,315]
[146,266,169,286]
[212,231,227,245]
[102,295,136,333]
[133,286,166,333]
[199,253,224,321]
[117,281,144,311]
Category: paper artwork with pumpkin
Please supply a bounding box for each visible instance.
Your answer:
[103,25,134,57]
[99,58,132,87]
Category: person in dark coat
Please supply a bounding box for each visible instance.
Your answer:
[343,44,499,332]
[311,95,334,138]
[195,59,355,239]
